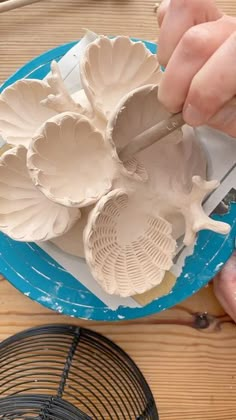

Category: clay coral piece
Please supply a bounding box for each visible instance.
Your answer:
[84,189,176,297]
[181,176,230,245]
[80,36,162,120]
[0,146,80,241]
[42,61,86,115]
[27,112,115,207]
[0,79,56,148]
[44,61,106,132]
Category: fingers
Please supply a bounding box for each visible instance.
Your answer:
[213,252,236,322]
[158,0,222,67]
[208,99,236,137]
[183,31,236,127]
[157,0,170,27]
[158,17,236,113]
[157,0,236,136]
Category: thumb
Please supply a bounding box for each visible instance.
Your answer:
[213,252,236,322]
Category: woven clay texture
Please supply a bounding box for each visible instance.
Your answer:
[84,189,176,297]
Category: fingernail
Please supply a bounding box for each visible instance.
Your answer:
[183,104,205,127]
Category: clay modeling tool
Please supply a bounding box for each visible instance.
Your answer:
[119,112,185,162]
[0,0,45,13]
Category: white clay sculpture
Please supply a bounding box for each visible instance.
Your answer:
[80,36,162,120]
[0,79,56,148]
[84,189,176,297]
[0,35,231,297]
[107,84,230,245]
[27,112,115,207]
[0,146,80,241]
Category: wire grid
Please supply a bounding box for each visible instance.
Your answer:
[0,324,158,419]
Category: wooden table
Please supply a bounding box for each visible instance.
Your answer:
[0,1,236,419]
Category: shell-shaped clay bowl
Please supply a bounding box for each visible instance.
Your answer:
[27,112,114,208]
[84,189,176,297]
[106,84,183,185]
[51,205,93,258]
[0,79,56,148]
[107,84,182,156]
[80,36,162,120]
[0,146,80,241]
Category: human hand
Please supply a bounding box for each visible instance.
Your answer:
[157,0,236,137]
[214,252,236,322]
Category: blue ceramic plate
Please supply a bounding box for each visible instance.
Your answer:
[0,40,235,321]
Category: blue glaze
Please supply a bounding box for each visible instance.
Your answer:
[0,40,235,321]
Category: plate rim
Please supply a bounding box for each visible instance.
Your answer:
[0,39,235,321]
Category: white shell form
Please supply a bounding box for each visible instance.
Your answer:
[51,205,93,258]
[0,146,80,241]
[107,84,181,155]
[80,36,162,119]
[0,80,56,148]
[84,189,176,297]
[27,112,115,208]
[106,84,181,177]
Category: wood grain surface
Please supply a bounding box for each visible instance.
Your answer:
[0,1,236,419]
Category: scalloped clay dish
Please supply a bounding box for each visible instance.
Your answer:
[0,35,231,298]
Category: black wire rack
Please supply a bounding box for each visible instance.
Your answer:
[0,324,158,419]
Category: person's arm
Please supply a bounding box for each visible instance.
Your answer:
[214,252,236,322]
[157,0,236,320]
